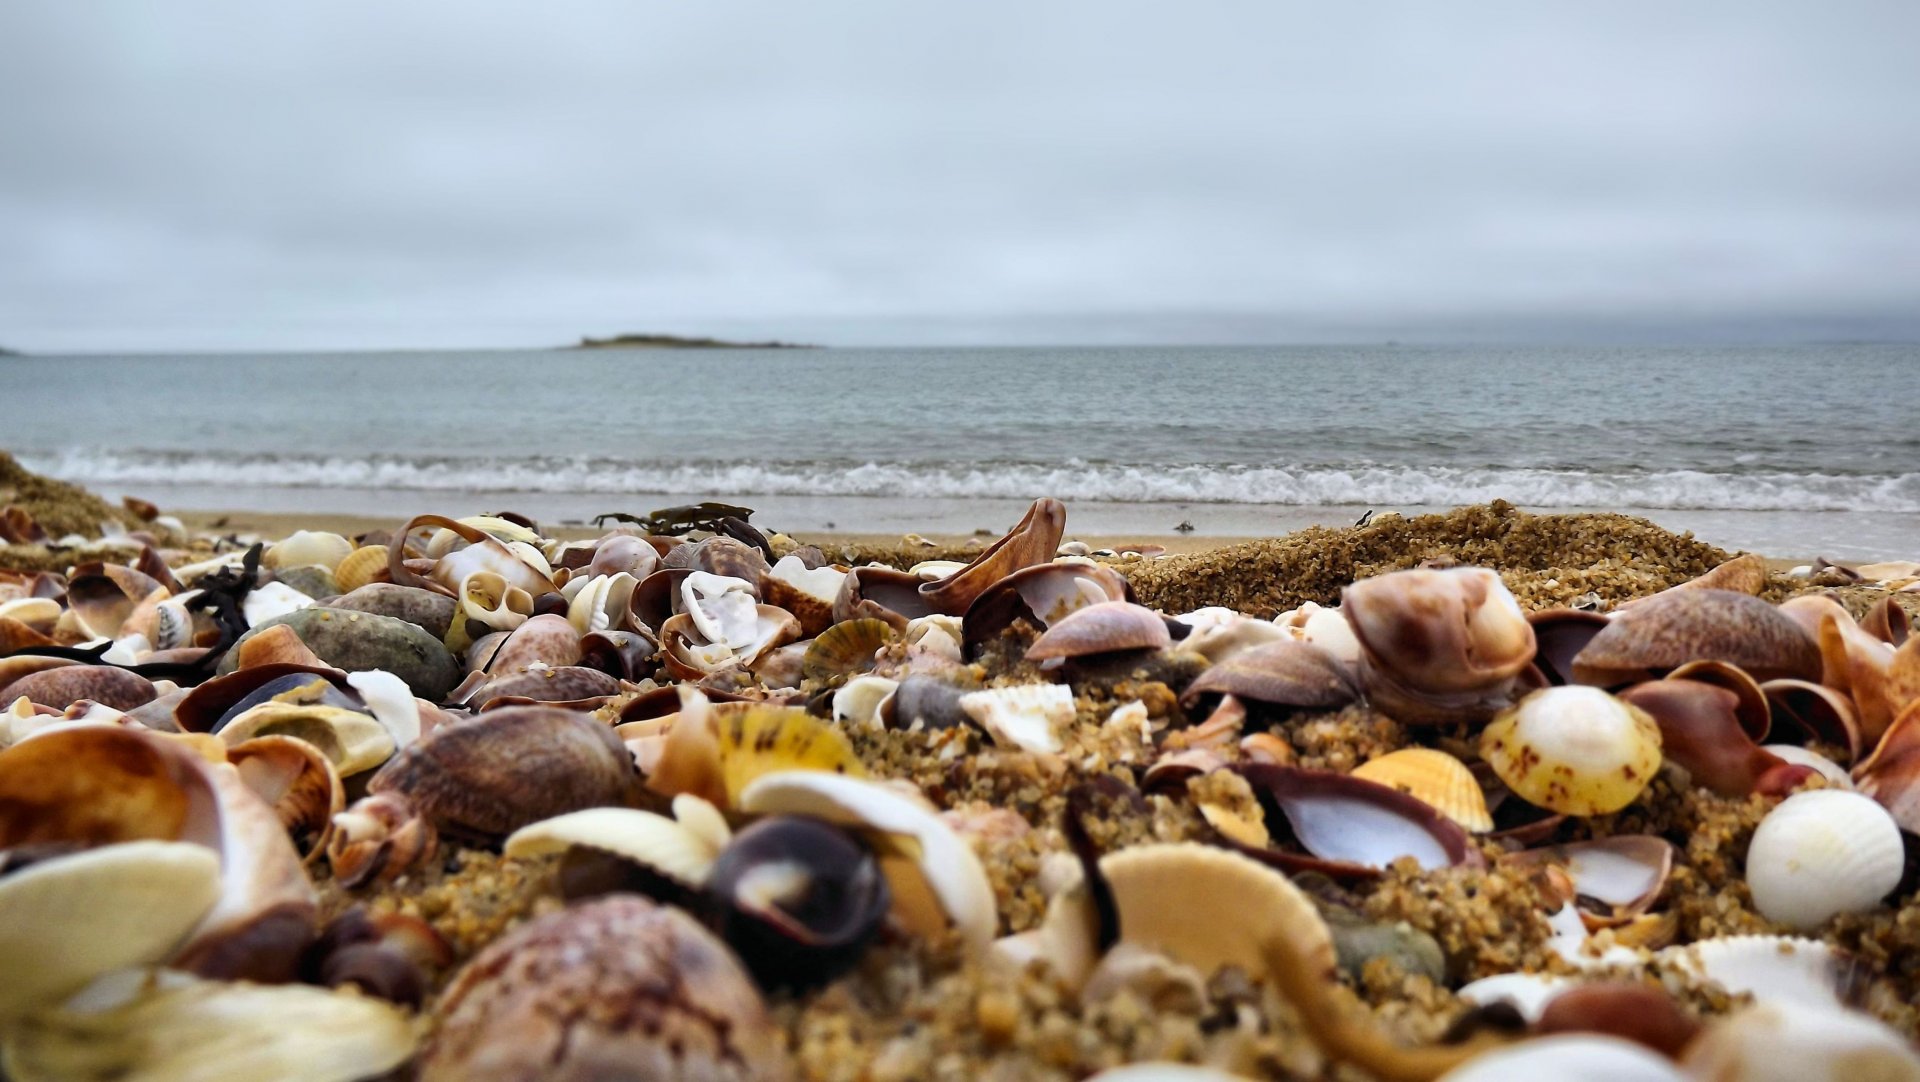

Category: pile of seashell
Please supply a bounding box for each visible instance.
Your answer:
[1,497,1917,1080]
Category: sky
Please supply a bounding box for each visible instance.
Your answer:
[1,2,1917,352]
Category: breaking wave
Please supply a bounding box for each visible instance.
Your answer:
[22,449,1920,513]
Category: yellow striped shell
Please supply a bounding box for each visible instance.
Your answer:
[332,545,390,593]
[1351,748,1493,832]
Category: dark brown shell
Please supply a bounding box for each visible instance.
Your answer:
[1761,678,1862,762]
[703,815,890,992]
[368,705,642,840]
[1572,589,1820,686]
[1617,679,1788,796]
[1179,639,1356,712]
[1528,608,1609,686]
[962,561,1131,658]
[4,664,157,712]
[419,896,790,1082]
[666,536,771,583]
[173,662,350,733]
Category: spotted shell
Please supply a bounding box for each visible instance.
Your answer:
[1480,686,1662,816]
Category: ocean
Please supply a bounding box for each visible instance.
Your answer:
[4,343,1916,558]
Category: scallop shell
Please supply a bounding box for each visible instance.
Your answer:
[802,618,897,683]
[1350,748,1492,832]
[1025,601,1171,660]
[958,683,1075,754]
[1680,1002,1920,1082]
[740,769,995,954]
[0,841,222,1019]
[1745,789,1903,931]
[1655,935,1850,1009]
[649,701,869,809]
[1481,686,1662,815]
[332,544,391,593]
[504,806,726,887]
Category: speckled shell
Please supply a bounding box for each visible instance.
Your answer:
[1480,686,1662,816]
[1350,748,1493,832]
[1745,790,1903,931]
[419,896,791,1082]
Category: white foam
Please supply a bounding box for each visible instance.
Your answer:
[21,448,1920,514]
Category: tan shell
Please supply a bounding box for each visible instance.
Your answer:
[1179,639,1356,712]
[227,734,346,864]
[0,842,222,1020]
[216,702,395,777]
[1,969,418,1082]
[459,569,534,632]
[1026,601,1171,660]
[483,613,584,675]
[918,497,1067,615]
[1342,566,1535,724]
[332,544,391,593]
[264,530,355,572]
[802,617,897,683]
[760,554,844,638]
[1350,748,1493,832]
[1855,699,1920,834]
[420,895,790,1082]
[1481,686,1663,815]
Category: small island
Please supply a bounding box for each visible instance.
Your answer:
[572,333,814,350]
[0,346,17,356]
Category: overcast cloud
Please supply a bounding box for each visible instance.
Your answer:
[1,2,1917,351]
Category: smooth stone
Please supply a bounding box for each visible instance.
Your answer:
[218,606,460,701]
[325,583,457,641]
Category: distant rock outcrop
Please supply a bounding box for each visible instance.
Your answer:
[572,333,812,350]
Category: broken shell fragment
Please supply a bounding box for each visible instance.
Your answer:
[958,683,1076,754]
[1745,789,1903,931]
[1480,687,1662,816]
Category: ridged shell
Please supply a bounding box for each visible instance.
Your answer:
[649,703,869,809]
[504,806,725,887]
[1025,601,1171,660]
[958,683,1075,753]
[802,618,896,683]
[1481,686,1662,815]
[1680,1002,1920,1082]
[0,842,222,1019]
[1655,935,1849,1009]
[1350,748,1492,832]
[332,545,391,593]
[1745,790,1903,931]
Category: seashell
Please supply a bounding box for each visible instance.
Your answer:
[419,895,790,1082]
[577,628,658,681]
[1780,594,1908,742]
[1745,789,1903,931]
[1343,566,1536,724]
[918,497,1067,615]
[1273,600,1363,665]
[740,769,995,954]
[0,596,62,633]
[216,701,395,776]
[263,530,355,572]
[1233,763,1478,877]
[326,791,438,889]
[65,562,166,640]
[679,571,756,644]
[240,579,315,628]
[1667,659,1770,739]
[627,565,695,633]
[1654,935,1851,1009]
[1854,699,1920,833]
[1572,589,1820,686]
[903,612,965,667]
[802,617,897,683]
[0,842,222,1020]
[885,671,978,731]
[482,612,584,675]
[3,664,157,713]
[1680,1001,1920,1082]
[505,803,726,888]
[908,558,969,579]
[1665,551,1771,596]
[1760,743,1853,788]
[668,534,771,582]
[563,571,639,636]
[332,544,391,593]
[651,702,868,810]
[833,674,900,730]
[1761,678,1862,763]
[703,814,891,991]
[0,969,418,1082]
[1079,942,1210,1012]
[1180,612,1292,663]
[1481,686,1662,815]
[219,606,461,702]
[832,564,939,630]
[459,569,533,631]
[227,734,346,864]
[587,533,661,580]
[1350,748,1492,833]
[958,682,1076,754]
[760,555,845,638]
[1503,835,1673,927]
[1528,607,1611,686]
[463,665,621,709]
[1455,972,1578,1022]
[1437,1035,1686,1082]
[369,705,642,840]
[961,560,1131,657]
[1179,638,1357,717]
[1025,600,1171,661]
[391,513,556,599]
[1863,595,1911,646]
[1618,678,1795,797]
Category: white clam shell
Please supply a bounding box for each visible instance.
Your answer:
[681,572,759,649]
[1438,1035,1686,1082]
[958,684,1075,754]
[833,675,900,731]
[262,530,353,572]
[240,581,314,628]
[1655,935,1850,1009]
[1745,790,1902,931]
[1682,1001,1920,1082]
[0,841,222,1020]
[505,806,725,887]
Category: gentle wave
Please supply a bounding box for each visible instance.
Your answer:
[21,449,1920,513]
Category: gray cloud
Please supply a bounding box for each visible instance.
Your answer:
[1,1,1917,350]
